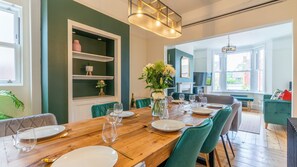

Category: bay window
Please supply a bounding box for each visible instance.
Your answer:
[212,47,265,92]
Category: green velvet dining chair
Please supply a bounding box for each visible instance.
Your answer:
[163,118,213,167]
[136,98,151,109]
[91,102,117,118]
[200,107,232,167]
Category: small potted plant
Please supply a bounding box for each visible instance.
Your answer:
[96,80,107,96]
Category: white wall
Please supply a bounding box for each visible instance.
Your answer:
[130,26,150,99]
[193,49,208,72]
[146,0,297,116]
[271,35,293,91]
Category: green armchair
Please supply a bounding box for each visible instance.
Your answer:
[263,94,291,128]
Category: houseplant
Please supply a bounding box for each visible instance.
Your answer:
[139,61,175,116]
[96,80,107,96]
[0,90,24,120]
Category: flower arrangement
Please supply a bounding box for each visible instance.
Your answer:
[139,61,176,116]
[139,61,175,91]
[96,80,106,88]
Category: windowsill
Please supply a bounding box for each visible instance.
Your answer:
[211,90,267,95]
[0,83,23,87]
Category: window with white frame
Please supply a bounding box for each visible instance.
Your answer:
[212,47,265,92]
[0,2,21,85]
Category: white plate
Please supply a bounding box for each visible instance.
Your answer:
[52,146,118,167]
[19,125,65,139]
[151,120,185,132]
[207,103,225,108]
[171,100,184,103]
[192,107,215,115]
[110,111,135,118]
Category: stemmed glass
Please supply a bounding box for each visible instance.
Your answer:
[114,102,123,125]
[106,108,117,125]
[12,127,37,152]
[179,94,185,111]
[201,97,208,107]
[189,95,196,103]
[102,122,117,144]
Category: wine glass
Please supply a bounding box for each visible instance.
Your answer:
[189,95,196,103]
[198,90,204,100]
[106,108,117,125]
[12,127,37,152]
[201,97,208,107]
[178,94,185,111]
[102,122,117,144]
[114,102,123,125]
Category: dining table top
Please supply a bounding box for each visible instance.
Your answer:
[0,104,219,167]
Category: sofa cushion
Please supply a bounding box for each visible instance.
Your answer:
[281,90,292,101]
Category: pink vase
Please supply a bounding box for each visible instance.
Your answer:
[73,40,81,52]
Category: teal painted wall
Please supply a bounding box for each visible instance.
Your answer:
[41,0,130,124]
[167,49,194,94]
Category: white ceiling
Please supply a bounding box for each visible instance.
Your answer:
[160,0,222,14]
[174,22,293,52]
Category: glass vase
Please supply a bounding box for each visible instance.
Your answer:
[151,89,165,117]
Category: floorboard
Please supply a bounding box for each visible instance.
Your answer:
[196,111,287,167]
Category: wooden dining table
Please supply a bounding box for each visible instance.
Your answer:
[0,105,218,167]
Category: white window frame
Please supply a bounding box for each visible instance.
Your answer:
[0,2,22,85]
[212,46,265,93]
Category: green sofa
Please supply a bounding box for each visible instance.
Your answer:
[263,94,291,128]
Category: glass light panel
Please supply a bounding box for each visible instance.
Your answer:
[226,52,251,71]
[0,47,16,81]
[226,72,250,91]
[0,10,15,43]
[128,0,182,39]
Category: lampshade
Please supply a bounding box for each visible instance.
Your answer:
[222,35,236,53]
[128,0,182,39]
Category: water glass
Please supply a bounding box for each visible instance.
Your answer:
[12,127,37,152]
[102,122,117,144]
[201,97,208,107]
[189,95,196,103]
[159,108,169,120]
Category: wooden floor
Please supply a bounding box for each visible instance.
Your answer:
[197,111,287,167]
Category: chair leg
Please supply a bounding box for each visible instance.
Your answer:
[265,123,268,129]
[214,148,222,167]
[203,153,210,167]
[226,133,235,157]
[221,135,231,167]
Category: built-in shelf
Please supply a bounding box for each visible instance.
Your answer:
[73,75,114,80]
[73,51,114,62]
[73,95,113,101]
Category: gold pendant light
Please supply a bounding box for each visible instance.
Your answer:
[128,0,182,39]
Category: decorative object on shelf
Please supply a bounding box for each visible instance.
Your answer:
[85,64,93,76]
[139,61,176,116]
[96,80,107,96]
[222,35,236,53]
[72,39,81,52]
[128,0,182,39]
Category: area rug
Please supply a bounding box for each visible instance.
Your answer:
[239,112,261,134]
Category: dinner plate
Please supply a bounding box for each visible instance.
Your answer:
[151,120,185,132]
[171,100,184,103]
[207,103,225,108]
[192,107,215,115]
[19,125,65,139]
[110,111,135,118]
[52,146,118,167]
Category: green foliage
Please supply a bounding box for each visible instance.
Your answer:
[0,113,12,120]
[139,61,176,90]
[0,90,24,110]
